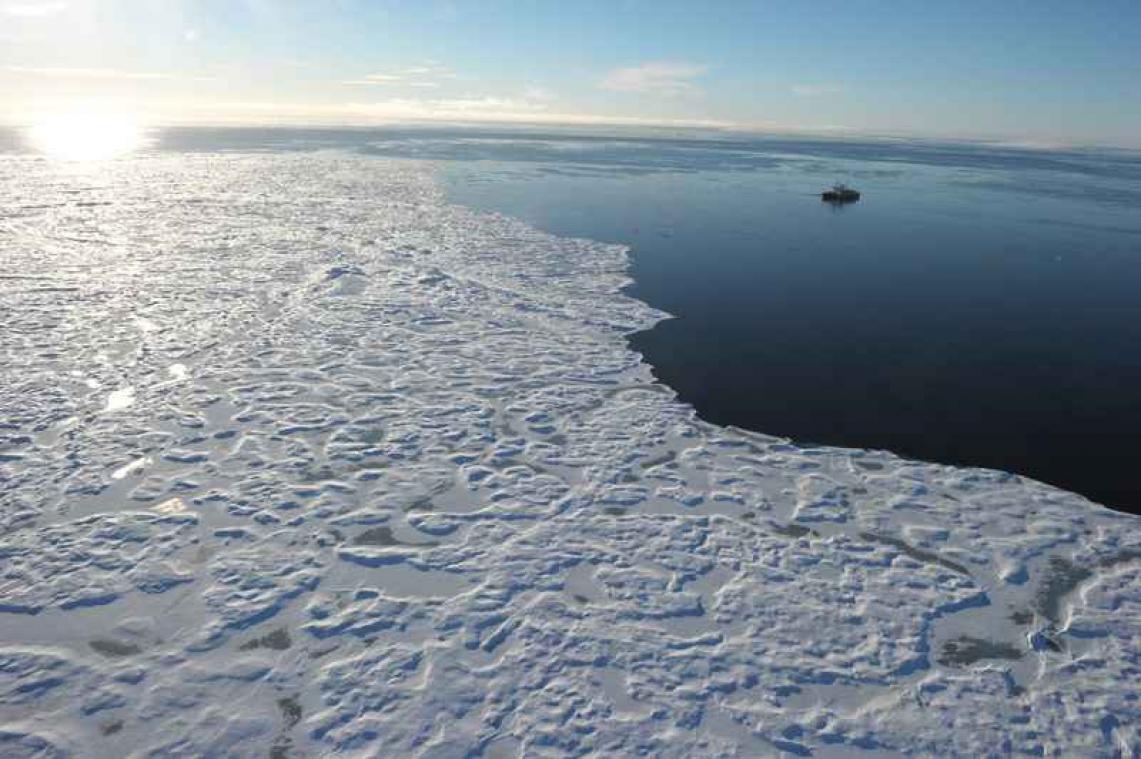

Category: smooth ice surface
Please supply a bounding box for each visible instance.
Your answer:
[1,154,1139,757]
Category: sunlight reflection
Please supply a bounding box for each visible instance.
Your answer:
[28,111,146,161]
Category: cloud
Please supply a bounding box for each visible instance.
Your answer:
[343,96,550,122]
[342,64,456,88]
[791,84,840,97]
[522,85,554,102]
[600,62,708,96]
[2,65,213,82]
[2,1,67,16]
[179,97,736,130]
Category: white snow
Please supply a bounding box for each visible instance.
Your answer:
[103,387,135,413]
[0,153,1138,757]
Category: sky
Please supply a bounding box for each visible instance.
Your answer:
[1,0,1139,147]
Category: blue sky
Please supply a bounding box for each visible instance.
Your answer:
[1,0,1139,146]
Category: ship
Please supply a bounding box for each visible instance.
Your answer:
[821,184,860,202]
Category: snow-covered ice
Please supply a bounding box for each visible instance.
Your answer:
[0,154,1138,757]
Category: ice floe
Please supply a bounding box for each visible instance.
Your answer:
[0,153,1137,757]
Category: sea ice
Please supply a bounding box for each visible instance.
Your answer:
[0,153,1137,757]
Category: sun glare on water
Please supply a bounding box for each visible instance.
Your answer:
[28,111,146,161]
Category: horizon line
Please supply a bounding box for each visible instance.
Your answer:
[1,116,1138,154]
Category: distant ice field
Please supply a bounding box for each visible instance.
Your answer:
[0,151,1138,757]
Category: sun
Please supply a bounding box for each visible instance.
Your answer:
[28,110,146,161]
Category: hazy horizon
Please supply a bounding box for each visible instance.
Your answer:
[2,1,1139,148]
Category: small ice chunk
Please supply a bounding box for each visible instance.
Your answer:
[153,497,188,515]
[105,387,135,411]
[111,456,152,480]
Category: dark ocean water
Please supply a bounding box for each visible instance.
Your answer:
[5,126,1141,512]
[419,130,1141,514]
